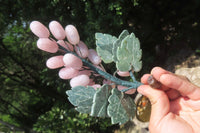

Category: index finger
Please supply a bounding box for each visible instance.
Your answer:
[160,73,200,100]
[151,67,200,100]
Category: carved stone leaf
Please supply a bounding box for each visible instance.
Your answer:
[112,30,129,62]
[90,84,112,117]
[66,86,96,114]
[107,88,136,125]
[116,33,142,72]
[95,33,117,63]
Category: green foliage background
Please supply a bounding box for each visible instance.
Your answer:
[0,0,200,132]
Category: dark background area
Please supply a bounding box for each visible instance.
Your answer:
[0,0,200,132]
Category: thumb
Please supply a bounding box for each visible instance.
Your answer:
[137,85,170,124]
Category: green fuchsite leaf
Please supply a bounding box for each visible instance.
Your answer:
[107,88,136,125]
[112,30,129,62]
[90,84,112,117]
[95,33,117,63]
[66,86,96,114]
[116,33,142,72]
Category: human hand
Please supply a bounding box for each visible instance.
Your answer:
[137,67,200,133]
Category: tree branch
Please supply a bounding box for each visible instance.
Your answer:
[0,119,24,131]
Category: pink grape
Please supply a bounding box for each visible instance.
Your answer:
[75,41,89,58]
[70,74,90,87]
[46,55,64,69]
[58,67,79,79]
[117,71,130,77]
[49,21,66,40]
[57,40,74,51]
[65,25,80,45]
[37,38,58,53]
[91,84,101,90]
[117,85,136,94]
[88,49,101,65]
[77,70,92,76]
[63,53,83,69]
[30,21,50,38]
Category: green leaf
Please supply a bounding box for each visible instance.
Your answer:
[66,86,96,114]
[90,84,112,117]
[95,33,117,63]
[107,88,136,125]
[116,33,142,72]
[112,30,129,62]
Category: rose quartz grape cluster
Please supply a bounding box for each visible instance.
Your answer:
[30,20,102,89]
[30,20,136,94]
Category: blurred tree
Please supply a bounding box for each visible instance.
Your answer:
[0,21,70,132]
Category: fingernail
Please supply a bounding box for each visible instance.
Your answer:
[147,75,162,89]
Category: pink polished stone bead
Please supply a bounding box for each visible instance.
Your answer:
[30,21,50,38]
[46,55,64,69]
[37,38,58,53]
[65,25,80,45]
[49,21,66,40]
[70,74,90,87]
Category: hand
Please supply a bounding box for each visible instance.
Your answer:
[137,67,200,133]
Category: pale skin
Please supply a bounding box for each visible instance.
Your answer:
[137,67,200,133]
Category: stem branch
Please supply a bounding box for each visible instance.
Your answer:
[58,45,142,89]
